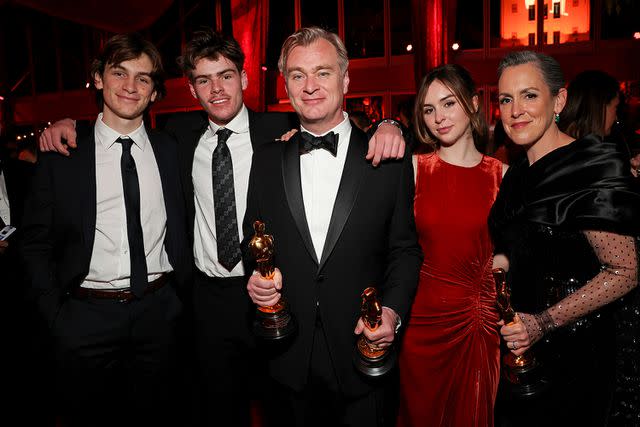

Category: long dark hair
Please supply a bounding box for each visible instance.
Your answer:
[559,70,620,138]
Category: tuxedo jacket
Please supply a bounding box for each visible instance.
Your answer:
[19,125,192,326]
[243,126,423,397]
[164,109,298,250]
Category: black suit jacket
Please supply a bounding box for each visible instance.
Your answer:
[243,126,422,397]
[20,125,192,326]
[164,109,298,250]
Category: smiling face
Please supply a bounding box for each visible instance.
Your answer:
[284,38,349,134]
[498,63,566,148]
[421,79,476,147]
[94,54,157,131]
[188,56,247,126]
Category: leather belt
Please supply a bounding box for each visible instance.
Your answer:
[72,273,169,303]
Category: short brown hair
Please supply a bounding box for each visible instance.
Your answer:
[278,27,349,77]
[414,64,488,150]
[90,33,166,106]
[178,28,245,81]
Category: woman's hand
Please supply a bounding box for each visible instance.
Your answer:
[498,312,542,356]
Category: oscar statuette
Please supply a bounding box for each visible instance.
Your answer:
[353,287,397,377]
[494,268,549,398]
[248,220,296,340]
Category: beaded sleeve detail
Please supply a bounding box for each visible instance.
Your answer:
[522,231,638,344]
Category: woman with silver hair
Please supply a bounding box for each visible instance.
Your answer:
[488,51,639,425]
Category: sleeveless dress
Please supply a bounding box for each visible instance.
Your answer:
[397,153,503,427]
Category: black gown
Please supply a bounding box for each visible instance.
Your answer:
[489,134,640,426]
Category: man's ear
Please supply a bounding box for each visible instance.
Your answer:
[150,89,157,103]
[241,69,248,91]
[283,73,289,97]
[343,70,350,95]
[94,72,103,90]
[188,80,197,99]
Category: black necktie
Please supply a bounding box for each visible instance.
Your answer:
[118,137,148,297]
[212,128,242,271]
[299,131,339,156]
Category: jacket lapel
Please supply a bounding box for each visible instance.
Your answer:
[180,114,209,197]
[318,130,366,271]
[80,130,97,256]
[247,108,261,150]
[282,134,318,265]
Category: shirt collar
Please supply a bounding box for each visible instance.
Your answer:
[208,104,249,138]
[300,111,351,147]
[95,112,148,150]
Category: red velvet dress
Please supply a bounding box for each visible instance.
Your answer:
[398,153,502,427]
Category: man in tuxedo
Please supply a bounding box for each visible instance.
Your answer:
[244,27,422,427]
[20,34,191,427]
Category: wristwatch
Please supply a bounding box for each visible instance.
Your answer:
[377,118,403,135]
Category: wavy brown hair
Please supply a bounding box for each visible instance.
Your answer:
[178,28,245,81]
[414,64,488,150]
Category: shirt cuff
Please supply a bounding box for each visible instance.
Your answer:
[382,306,402,334]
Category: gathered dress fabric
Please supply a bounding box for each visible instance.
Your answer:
[398,153,503,427]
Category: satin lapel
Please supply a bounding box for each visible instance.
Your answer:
[318,131,366,271]
[81,131,97,256]
[282,135,318,265]
[247,109,260,150]
[149,132,172,212]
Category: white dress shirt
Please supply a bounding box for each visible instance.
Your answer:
[81,113,172,289]
[192,104,252,277]
[0,166,10,225]
[300,112,352,261]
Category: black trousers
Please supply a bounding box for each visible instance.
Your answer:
[192,270,262,427]
[53,283,182,427]
[263,318,384,427]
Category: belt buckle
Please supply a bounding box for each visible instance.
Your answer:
[117,290,133,304]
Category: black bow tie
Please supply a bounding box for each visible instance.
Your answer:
[299,131,338,156]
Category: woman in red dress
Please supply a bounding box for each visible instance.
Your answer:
[397,64,507,427]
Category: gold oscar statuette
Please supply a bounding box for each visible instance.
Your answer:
[494,268,549,399]
[248,221,296,340]
[353,287,396,377]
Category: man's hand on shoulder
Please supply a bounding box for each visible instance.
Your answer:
[366,120,405,167]
[39,118,77,156]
